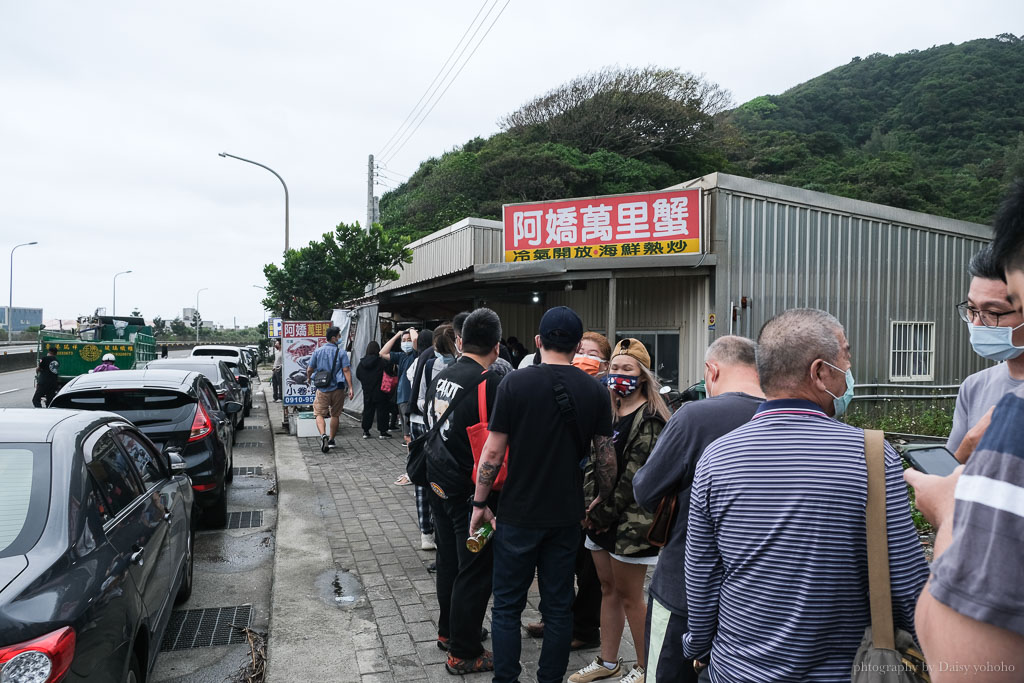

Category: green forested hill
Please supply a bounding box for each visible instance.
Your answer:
[380,35,1024,242]
[728,34,1024,222]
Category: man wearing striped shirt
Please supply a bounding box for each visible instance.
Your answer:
[683,308,929,682]
[905,182,1024,679]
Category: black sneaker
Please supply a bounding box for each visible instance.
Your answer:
[445,650,494,675]
[327,438,336,449]
[362,432,372,439]
[378,432,393,439]
[320,434,329,453]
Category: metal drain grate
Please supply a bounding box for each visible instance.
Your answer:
[242,425,263,430]
[232,466,263,476]
[160,605,252,651]
[227,510,263,529]
[234,441,263,448]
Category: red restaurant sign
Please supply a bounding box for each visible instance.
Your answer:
[502,188,701,262]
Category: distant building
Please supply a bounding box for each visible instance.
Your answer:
[1,306,43,332]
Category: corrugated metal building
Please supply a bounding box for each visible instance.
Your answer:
[369,173,992,393]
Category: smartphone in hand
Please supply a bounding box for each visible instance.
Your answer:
[902,446,960,477]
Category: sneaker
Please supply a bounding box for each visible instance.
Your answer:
[327,438,336,449]
[525,621,544,638]
[445,650,494,675]
[320,434,329,453]
[436,635,450,652]
[379,432,393,439]
[619,665,645,683]
[421,533,436,550]
[362,432,372,439]
[568,657,622,683]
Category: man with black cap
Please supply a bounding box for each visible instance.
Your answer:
[471,306,616,683]
[32,346,60,407]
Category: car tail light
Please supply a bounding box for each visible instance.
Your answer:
[188,403,212,442]
[0,626,76,683]
[192,482,217,492]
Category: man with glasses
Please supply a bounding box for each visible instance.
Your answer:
[948,246,1024,460]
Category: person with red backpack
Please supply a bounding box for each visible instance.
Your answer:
[424,308,504,675]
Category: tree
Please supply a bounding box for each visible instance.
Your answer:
[170,317,188,337]
[499,66,732,160]
[262,221,411,319]
[151,316,164,338]
[130,308,141,317]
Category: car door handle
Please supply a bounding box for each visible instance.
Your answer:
[130,547,145,566]
[163,511,173,523]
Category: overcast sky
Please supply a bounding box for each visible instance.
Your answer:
[1,1,1017,327]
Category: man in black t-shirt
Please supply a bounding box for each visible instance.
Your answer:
[32,347,60,408]
[425,308,503,675]
[471,306,615,683]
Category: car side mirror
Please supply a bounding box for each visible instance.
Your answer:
[165,448,187,475]
[223,401,243,414]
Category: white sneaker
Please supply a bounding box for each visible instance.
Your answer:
[568,657,622,683]
[420,533,436,550]
[619,665,645,683]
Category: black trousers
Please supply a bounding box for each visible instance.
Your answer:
[32,384,56,408]
[572,534,602,642]
[361,394,390,434]
[271,367,282,400]
[430,491,497,659]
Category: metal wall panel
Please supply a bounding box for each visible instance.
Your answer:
[712,190,990,386]
[378,220,503,292]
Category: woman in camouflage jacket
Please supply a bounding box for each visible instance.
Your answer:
[571,339,669,683]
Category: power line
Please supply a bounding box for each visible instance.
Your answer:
[382,0,510,166]
[377,0,491,160]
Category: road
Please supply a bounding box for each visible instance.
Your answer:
[0,348,194,409]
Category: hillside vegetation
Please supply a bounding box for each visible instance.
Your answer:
[380,35,1024,242]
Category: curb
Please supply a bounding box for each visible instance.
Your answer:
[264,382,377,682]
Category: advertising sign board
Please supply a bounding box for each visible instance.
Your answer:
[281,320,331,406]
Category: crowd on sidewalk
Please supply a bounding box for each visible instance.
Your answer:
[295,181,1024,682]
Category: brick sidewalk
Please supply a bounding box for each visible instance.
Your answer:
[299,416,637,683]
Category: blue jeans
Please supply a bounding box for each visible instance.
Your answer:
[492,522,580,683]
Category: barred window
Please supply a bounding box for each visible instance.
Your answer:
[890,322,935,381]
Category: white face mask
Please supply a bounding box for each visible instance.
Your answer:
[401,341,414,353]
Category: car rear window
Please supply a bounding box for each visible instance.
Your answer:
[0,444,51,558]
[150,362,224,383]
[195,349,239,358]
[53,390,196,427]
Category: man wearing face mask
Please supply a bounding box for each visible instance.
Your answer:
[946,246,1024,461]
[682,308,929,682]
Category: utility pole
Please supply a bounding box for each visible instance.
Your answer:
[367,154,376,233]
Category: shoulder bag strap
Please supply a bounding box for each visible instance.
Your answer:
[428,371,490,437]
[864,429,896,650]
[331,343,341,378]
[540,364,587,461]
[478,374,488,424]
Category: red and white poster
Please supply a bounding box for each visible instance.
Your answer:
[502,188,701,262]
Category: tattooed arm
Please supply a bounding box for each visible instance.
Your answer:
[590,434,616,507]
[470,431,508,534]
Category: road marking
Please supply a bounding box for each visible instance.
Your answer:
[0,388,26,395]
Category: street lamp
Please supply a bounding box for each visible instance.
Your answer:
[113,270,132,316]
[8,241,38,343]
[195,287,208,344]
[219,152,290,256]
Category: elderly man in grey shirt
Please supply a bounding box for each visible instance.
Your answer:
[947,247,1024,460]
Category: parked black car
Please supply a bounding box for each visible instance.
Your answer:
[50,369,240,527]
[192,356,252,417]
[145,358,247,430]
[0,409,193,683]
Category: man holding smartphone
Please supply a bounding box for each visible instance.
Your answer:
[947,245,1024,461]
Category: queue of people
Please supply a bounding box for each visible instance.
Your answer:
[298,181,1024,682]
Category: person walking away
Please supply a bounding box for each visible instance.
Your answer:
[32,346,60,408]
[91,353,119,373]
[272,339,283,402]
[381,327,418,444]
[904,180,1024,679]
[424,309,504,675]
[470,306,616,683]
[406,327,438,549]
[161,344,168,358]
[683,309,929,681]
[632,336,764,682]
[945,245,1024,461]
[305,326,354,453]
[570,339,668,683]
[356,340,393,439]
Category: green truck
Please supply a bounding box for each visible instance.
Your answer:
[38,315,157,385]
